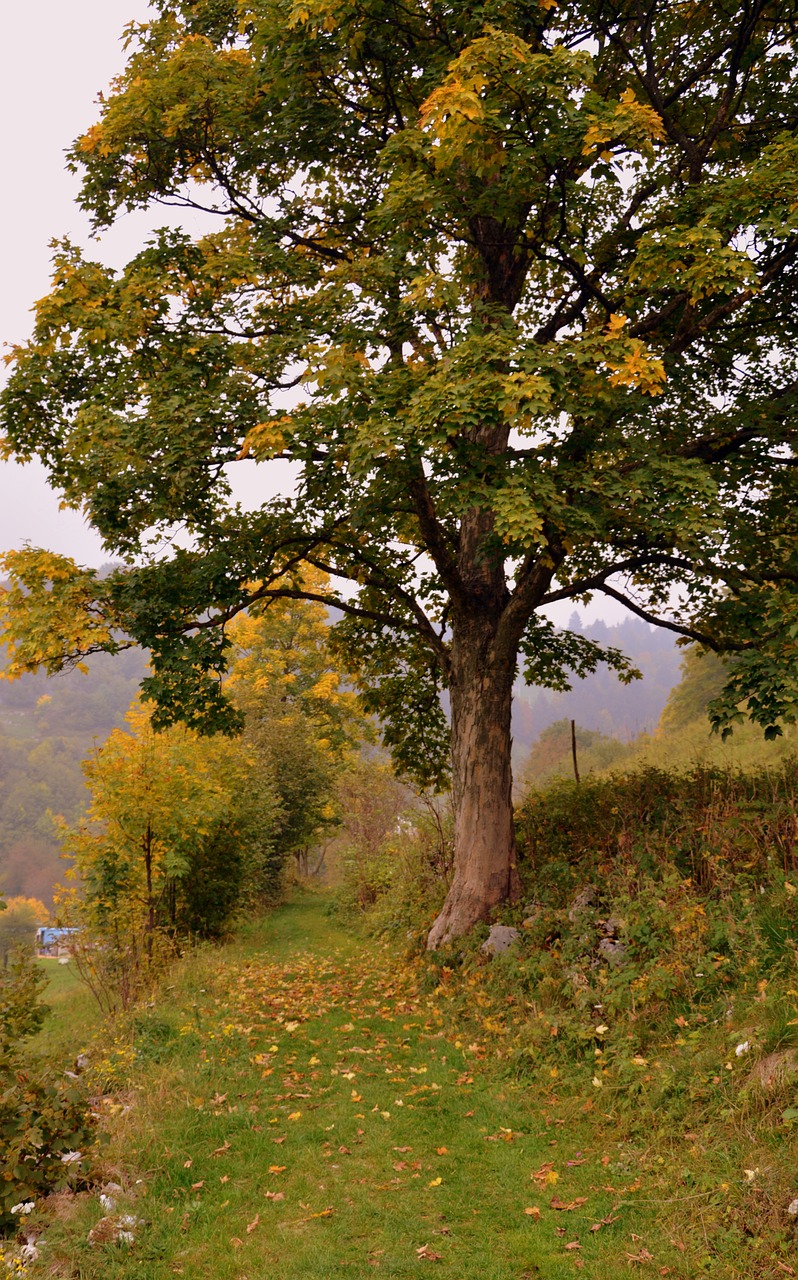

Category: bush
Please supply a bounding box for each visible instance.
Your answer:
[516,761,798,893]
[0,952,96,1234]
[335,794,454,941]
[484,761,798,1074]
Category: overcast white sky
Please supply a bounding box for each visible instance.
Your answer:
[0,1,155,562]
[0,3,624,625]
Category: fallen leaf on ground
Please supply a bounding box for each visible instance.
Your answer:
[590,1213,619,1232]
[268,1165,286,1174]
[246,1214,260,1233]
[565,1240,581,1250]
[524,1207,541,1219]
[191,1181,204,1190]
[551,1197,588,1211]
[265,1191,285,1201]
[416,1245,442,1260]
[291,1207,334,1224]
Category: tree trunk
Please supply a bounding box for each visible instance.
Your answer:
[426,615,519,949]
[143,821,155,959]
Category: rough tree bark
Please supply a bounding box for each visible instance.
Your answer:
[426,611,520,948]
[426,478,526,948]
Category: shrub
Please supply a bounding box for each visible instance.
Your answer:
[0,951,96,1234]
[335,794,454,941]
[482,762,798,1076]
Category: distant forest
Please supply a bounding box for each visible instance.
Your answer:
[0,646,148,905]
[513,614,680,757]
[0,614,679,906]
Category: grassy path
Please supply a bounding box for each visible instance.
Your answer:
[41,900,687,1279]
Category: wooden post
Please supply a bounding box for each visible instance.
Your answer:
[570,719,580,785]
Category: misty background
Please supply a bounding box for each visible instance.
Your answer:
[0,1,686,908]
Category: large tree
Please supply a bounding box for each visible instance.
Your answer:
[3,0,798,945]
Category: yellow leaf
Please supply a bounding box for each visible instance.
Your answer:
[428,1177,442,1187]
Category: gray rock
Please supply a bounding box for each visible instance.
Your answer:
[568,966,591,992]
[747,1049,798,1094]
[600,915,624,938]
[481,925,521,956]
[568,886,598,922]
[597,938,628,968]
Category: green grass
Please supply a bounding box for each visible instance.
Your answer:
[17,893,798,1279]
[26,897,700,1280]
[30,958,100,1062]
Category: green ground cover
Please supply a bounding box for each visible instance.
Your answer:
[30,960,99,1062]
[23,898,705,1280]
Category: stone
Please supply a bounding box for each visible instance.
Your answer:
[747,1050,798,1093]
[480,925,521,956]
[600,915,624,937]
[568,886,598,922]
[597,938,628,968]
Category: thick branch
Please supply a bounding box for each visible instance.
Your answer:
[406,465,469,612]
[596,583,715,644]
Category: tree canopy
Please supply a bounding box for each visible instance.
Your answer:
[3,0,798,941]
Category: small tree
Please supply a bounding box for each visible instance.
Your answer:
[4,3,798,943]
[57,702,281,1008]
[0,897,48,966]
[226,574,369,872]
